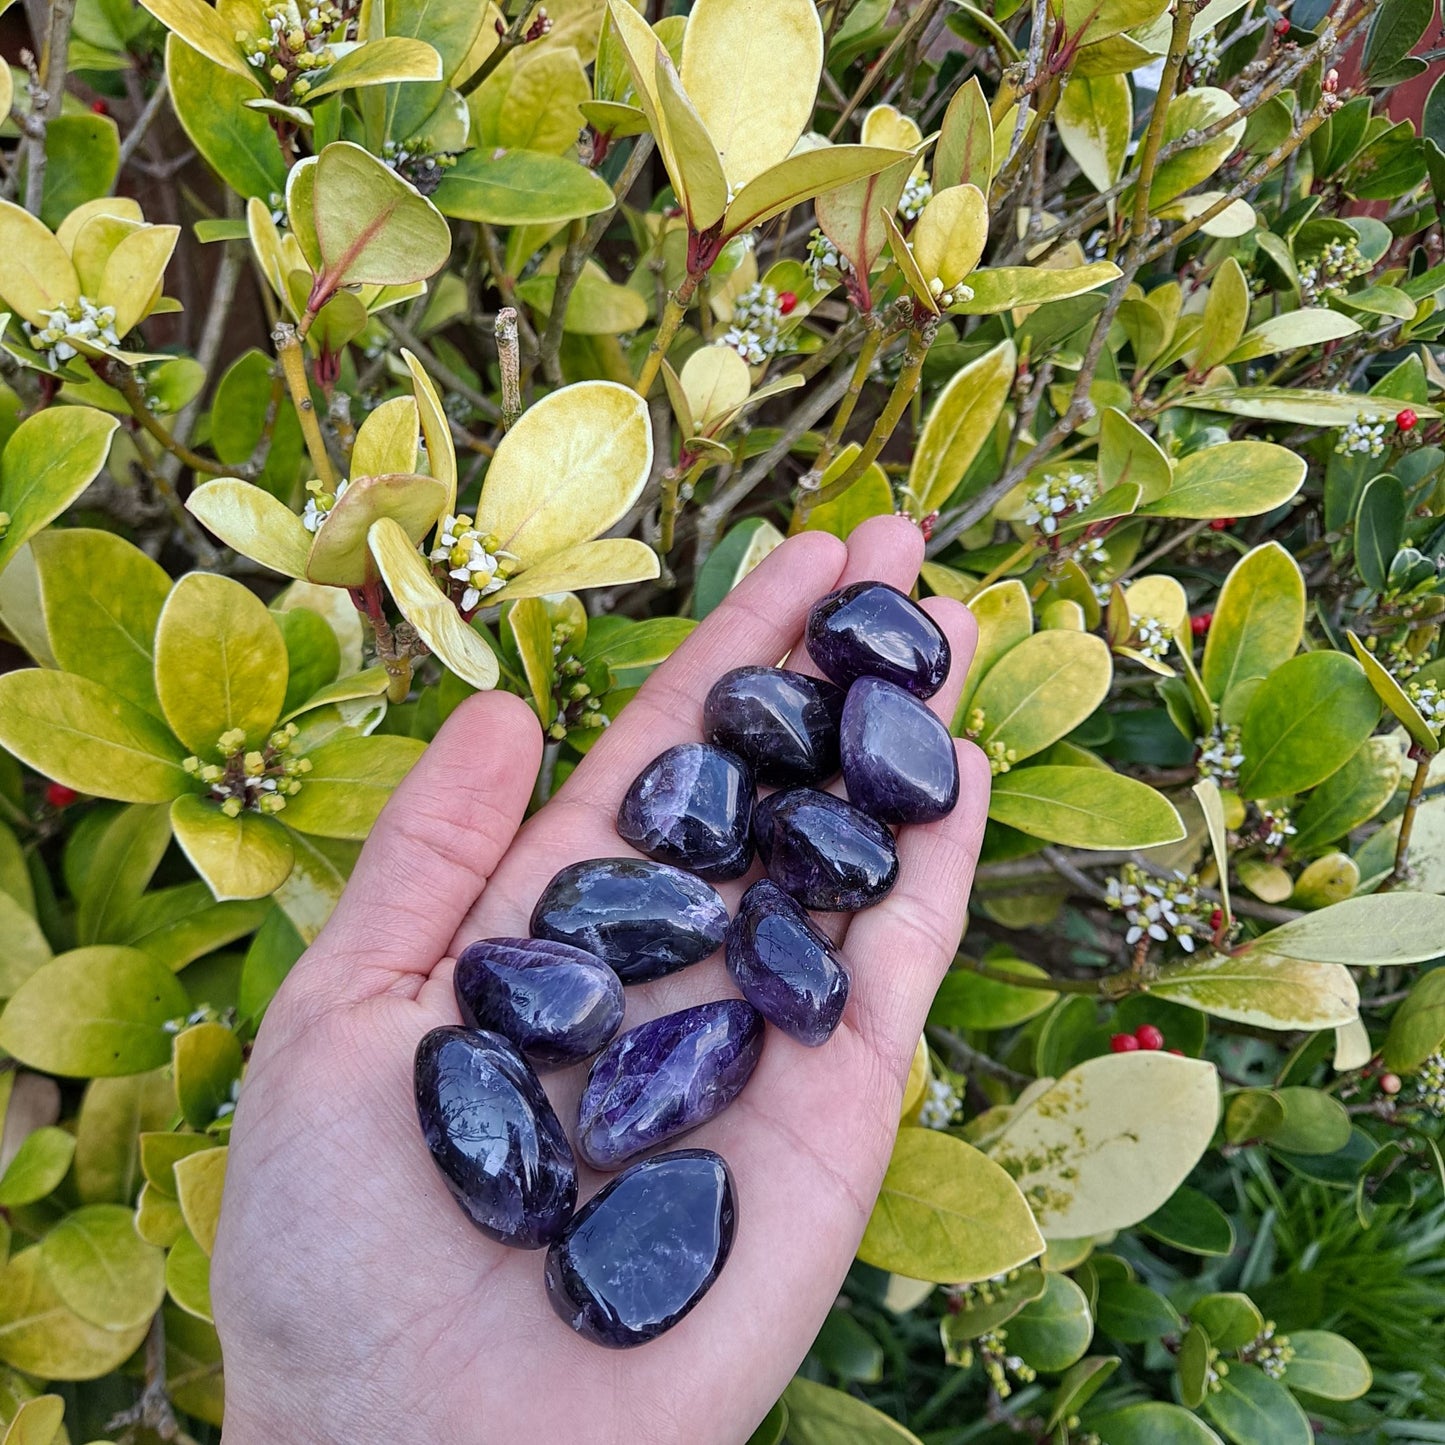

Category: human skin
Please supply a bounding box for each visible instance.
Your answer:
[211,516,990,1445]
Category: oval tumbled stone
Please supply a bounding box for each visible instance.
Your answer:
[453,937,624,1071]
[841,676,960,824]
[753,787,899,911]
[806,580,950,698]
[530,858,729,984]
[703,666,845,788]
[726,880,849,1046]
[616,742,755,880]
[576,999,764,1170]
[413,1026,577,1249]
[545,1149,737,1348]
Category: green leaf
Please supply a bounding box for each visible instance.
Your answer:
[1091,1403,1225,1445]
[1364,0,1434,75]
[987,765,1185,848]
[170,796,295,902]
[272,830,356,942]
[940,1268,1047,1341]
[1347,631,1439,753]
[173,1022,243,1131]
[0,670,189,802]
[0,893,52,999]
[907,340,1015,517]
[781,1378,924,1444]
[970,630,1112,762]
[1204,1363,1313,1445]
[304,36,443,100]
[960,580,1032,714]
[1283,1330,1372,1399]
[1097,407,1171,503]
[376,0,483,143]
[1006,1272,1093,1371]
[1383,967,1445,1071]
[1058,73,1131,192]
[988,1053,1219,1237]
[1142,441,1306,520]
[1181,386,1436,427]
[433,148,615,225]
[1227,307,1361,364]
[1260,1085,1352,1154]
[1046,1356,1121,1431]
[1201,543,1304,703]
[857,1127,1044,1283]
[166,35,286,200]
[801,450,894,540]
[75,801,172,945]
[276,607,342,717]
[0,1394,65,1445]
[1148,86,1245,209]
[0,1129,76,1208]
[155,571,289,755]
[38,114,120,229]
[1141,1184,1236,1255]
[1193,258,1250,373]
[39,1204,164,1331]
[725,144,913,236]
[507,598,558,728]
[0,946,188,1077]
[238,906,306,1022]
[515,260,649,336]
[1354,474,1407,594]
[165,1229,212,1322]
[173,1147,226,1256]
[1237,652,1380,799]
[1095,1278,1181,1342]
[1291,737,1399,850]
[929,957,1057,1030]
[73,1070,175,1204]
[114,883,267,972]
[746,1399,788,1445]
[279,735,425,839]
[1152,951,1360,1030]
[0,407,119,576]
[1254,890,1445,967]
[950,261,1119,314]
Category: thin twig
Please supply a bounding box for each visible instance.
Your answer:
[114,73,171,180]
[23,0,76,215]
[495,308,522,431]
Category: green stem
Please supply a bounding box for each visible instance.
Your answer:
[963,958,1104,995]
[1121,0,1196,256]
[813,319,885,475]
[635,270,700,396]
[1384,752,1432,890]
[274,322,336,487]
[658,453,709,554]
[111,367,226,476]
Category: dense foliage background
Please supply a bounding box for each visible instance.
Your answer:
[3,0,1445,1440]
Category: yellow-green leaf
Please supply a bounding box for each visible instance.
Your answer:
[1142,440,1305,519]
[39,1204,165,1332]
[1227,307,1362,364]
[988,765,1185,848]
[0,199,80,327]
[1152,951,1360,1029]
[1347,631,1440,753]
[1057,73,1131,191]
[490,538,661,601]
[934,76,993,191]
[1202,542,1304,702]
[1097,408,1171,504]
[911,184,988,289]
[402,350,457,529]
[165,1229,213,1322]
[725,144,912,235]
[185,478,312,580]
[970,630,1112,762]
[951,260,1120,314]
[1192,258,1249,374]
[350,395,419,480]
[170,796,296,901]
[0,1129,76,1208]
[304,35,443,100]
[279,735,425,839]
[1383,968,1445,1071]
[138,0,255,80]
[0,1394,65,1445]
[783,1378,925,1444]
[173,1147,227,1256]
[1255,892,1445,966]
[305,472,447,587]
[654,42,728,230]
[907,340,1015,518]
[98,224,179,337]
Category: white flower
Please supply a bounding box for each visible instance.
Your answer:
[25,296,121,368]
[723,283,785,365]
[1187,30,1220,74]
[1408,680,1445,733]
[430,513,516,610]
[1107,865,1209,952]
[806,228,846,287]
[1335,411,1387,457]
[1197,722,1245,787]
[301,476,349,533]
[1133,614,1172,660]
[1022,470,1097,535]
[919,1077,959,1129]
[898,172,932,222]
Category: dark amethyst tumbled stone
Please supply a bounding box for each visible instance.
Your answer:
[576,1000,764,1170]
[530,858,729,984]
[453,937,624,1071]
[806,580,950,698]
[841,676,960,824]
[545,1149,736,1348]
[703,666,845,788]
[616,742,755,880]
[413,1026,577,1248]
[753,787,899,911]
[726,880,849,1046]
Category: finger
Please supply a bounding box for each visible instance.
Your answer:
[284,691,543,1013]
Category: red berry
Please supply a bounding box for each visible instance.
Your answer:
[45,782,79,808]
[1134,1023,1166,1051]
[777,291,799,315]
[90,99,109,115]
[1380,1072,1402,1095]
[1274,16,1290,33]
[1397,408,1418,431]
[1110,1032,1141,1053]
[1191,612,1212,637]
[1208,517,1236,532]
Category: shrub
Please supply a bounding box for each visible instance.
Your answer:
[1,0,1445,1439]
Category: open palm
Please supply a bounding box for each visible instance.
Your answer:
[212,516,989,1445]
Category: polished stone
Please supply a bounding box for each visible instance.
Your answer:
[530,858,729,984]
[703,666,846,788]
[545,1149,736,1348]
[753,787,899,910]
[725,880,849,1046]
[806,580,950,698]
[841,676,960,824]
[453,937,624,1071]
[413,1026,577,1248]
[616,742,755,880]
[576,1000,764,1170]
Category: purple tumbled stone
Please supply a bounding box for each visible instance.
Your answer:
[545,1149,736,1348]
[702,666,846,788]
[530,858,729,984]
[453,937,624,1071]
[616,742,755,880]
[841,676,960,825]
[576,1000,764,1170]
[753,786,899,911]
[413,1026,577,1248]
[806,580,950,698]
[725,880,849,1047]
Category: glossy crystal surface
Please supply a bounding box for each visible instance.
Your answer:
[840,676,960,824]
[805,580,950,698]
[413,1026,577,1248]
[725,879,849,1046]
[530,858,729,984]
[753,786,899,910]
[702,666,845,788]
[544,1149,736,1348]
[453,937,624,1071]
[576,999,764,1170]
[616,742,755,880]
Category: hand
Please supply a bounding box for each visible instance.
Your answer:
[211,516,989,1445]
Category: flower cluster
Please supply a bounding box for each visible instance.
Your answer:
[1335,411,1388,457]
[898,172,932,222]
[1258,804,1296,852]
[242,1,345,100]
[1415,1053,1445,1116]
[806,228,846,288]
[545,645,610,742]
[947,1271,1024,1312]
[1298,238,1370,303]
[26,297,120,368]
[183,724,310,818]
[1241,1323,1295,1381]
[380,138,456,197]
[918,1076,960,1130]
[1131,614,1172,661]
[976,1330,1036,1399]
[1022,470,1096,535]
[1105,864,1210,952]
[1408,679,1445,735]
[1196,722,1245,788]
[963,707,1018,776]
[1186,29,1221,75]
[721,283,785,365]
[301,476,350,533]
[927,275,974,309]
[430,514,519,611]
